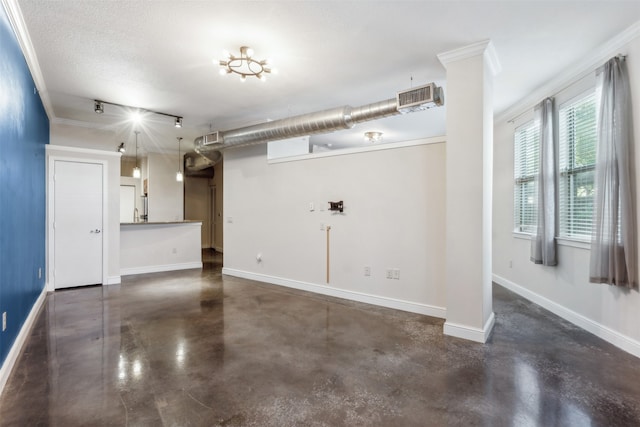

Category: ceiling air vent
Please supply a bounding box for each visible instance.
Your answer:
[396,83,444,113]
[202,131,221,146]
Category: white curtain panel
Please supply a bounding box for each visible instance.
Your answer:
[531,97,558,266]
[589,56,637,288]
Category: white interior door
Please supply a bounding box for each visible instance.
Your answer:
[54,160,103,288]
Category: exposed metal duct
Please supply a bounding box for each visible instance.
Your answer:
[193,82,443,166]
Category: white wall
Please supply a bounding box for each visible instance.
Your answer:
[147,152,184,222]
[493,29,640,357]
[223,138,447,317]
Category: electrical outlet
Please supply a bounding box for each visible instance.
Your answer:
[2,312,6,332]
[38,267,42,279]
[509,260,513,268]
[386,269,393,279]
[393,268,400,280]
[320,223,325,231]
[364,266,371,277]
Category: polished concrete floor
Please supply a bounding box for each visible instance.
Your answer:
[1,251,640,426]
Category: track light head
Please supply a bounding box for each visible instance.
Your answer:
[175,117,183,128]
[94,100,104,114]
[117,142,125,153]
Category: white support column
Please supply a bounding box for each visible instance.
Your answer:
[438,40,501,343]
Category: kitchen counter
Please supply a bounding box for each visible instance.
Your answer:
[120,221,202,276]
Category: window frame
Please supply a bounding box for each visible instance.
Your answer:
[557,90,597,241]
[513,120,540,234]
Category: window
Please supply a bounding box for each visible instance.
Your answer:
[514,121,540,233]
[558,92,597,239]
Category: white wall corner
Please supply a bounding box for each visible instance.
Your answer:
[106,276,121,285]
[437,39,502,75]
[493,274,640,359]
[222,268,447,319]
[0,287,47,398]
[443,312,495,343]
[495,20,640,124]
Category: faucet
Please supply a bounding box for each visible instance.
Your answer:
[134,208,139,222]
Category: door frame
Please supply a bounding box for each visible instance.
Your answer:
[47,154,109,292]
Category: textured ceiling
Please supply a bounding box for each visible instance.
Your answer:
[14,0,640,154]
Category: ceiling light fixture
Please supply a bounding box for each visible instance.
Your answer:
[364,131,383,143]
[133,131,141,179]
[218,46,274,82]
[117,142,125,153]
[93,99,183,128]
[176,137,183,182]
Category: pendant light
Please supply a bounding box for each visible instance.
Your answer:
[133,131,141,178]
[176,137,183,182]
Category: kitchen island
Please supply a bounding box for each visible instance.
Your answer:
[120,221,202,276]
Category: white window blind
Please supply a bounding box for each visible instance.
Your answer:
[558,91,597,239]
[514,121,540,233]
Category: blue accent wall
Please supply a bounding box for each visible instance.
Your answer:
[0,6,48,365]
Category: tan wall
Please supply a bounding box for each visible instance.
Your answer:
[184,159,223,251]
[185,176,212,248]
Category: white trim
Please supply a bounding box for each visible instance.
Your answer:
[513,232,591,250]
[46,153,110,291]
[0,287,47,397]
[121,262,202,277]
[443,312,495,343]
[493,274,640,359]
[496,21,640,123]
[46,144,121,158]
[1,0,53,120]
[512,231,532,240]
[214,246,224,253]
[222,268,447,319]
[556,237,591,250]
[437,39,502,76]
[106,276,121,285]
[268,136,446,164]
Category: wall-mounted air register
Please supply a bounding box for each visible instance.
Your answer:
[328,201,344,213]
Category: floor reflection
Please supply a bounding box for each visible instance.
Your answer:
[1,250,639,426]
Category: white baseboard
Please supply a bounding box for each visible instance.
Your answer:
[106,276,121,285]
[493,274,640,359]
[443,312,495,343]
[0,287,47,397]
[222,268,446,319]
[121,262,203,277]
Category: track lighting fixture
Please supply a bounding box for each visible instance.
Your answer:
[93,99,182,128]
[117,142,125,153]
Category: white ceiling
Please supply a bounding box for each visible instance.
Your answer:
[14,0,640,154]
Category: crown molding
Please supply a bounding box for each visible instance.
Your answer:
[496,20,640,123]
[437,39,502,76]
[1,0,54,121]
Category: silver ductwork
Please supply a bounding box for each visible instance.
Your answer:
[193,82,443,167]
